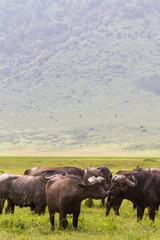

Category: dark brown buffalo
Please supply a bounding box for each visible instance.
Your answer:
[106,168,160,216]
[0,173,20,214]
[45,169,108,230]
[0,172,47,214]
[106,170,160,221]
[106,170,135,216]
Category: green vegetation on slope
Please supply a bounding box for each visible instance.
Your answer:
[0,0,160,155]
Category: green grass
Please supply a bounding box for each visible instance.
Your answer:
[0,156,160,239]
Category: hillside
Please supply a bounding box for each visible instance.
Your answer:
[0,0,160,156]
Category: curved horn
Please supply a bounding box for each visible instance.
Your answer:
[88,176,99,184]
[97,176,106,183]
[42,170,68,179]
[84,169,98,186]
[84,169,90,185]
[24,169,31,175]
[42,171,55,180]
[0,171,4,174]
[84,169,89,182]
[43,173,64,180]
[112,174,126,183]
[109,172,113,179]
[124,176,137,187]
[97,168,104,176]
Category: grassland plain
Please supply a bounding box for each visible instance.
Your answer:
[0,156,160,240]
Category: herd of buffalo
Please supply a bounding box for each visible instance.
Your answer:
[1,165,160,230]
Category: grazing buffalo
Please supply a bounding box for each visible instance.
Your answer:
[45,169,108,230]
[106,170,160,221]
[0,172,47,214]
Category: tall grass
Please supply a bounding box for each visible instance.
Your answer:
[0,156,160,240]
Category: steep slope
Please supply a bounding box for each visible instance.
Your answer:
[0,0,160,155]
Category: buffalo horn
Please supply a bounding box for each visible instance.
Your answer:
[45,173,64,180]
[97,176,106,183]
[112,174,126,182]
[84,169,98,186]
[108,172,113,179]
[124,176,137,187]
[43,172,66,180]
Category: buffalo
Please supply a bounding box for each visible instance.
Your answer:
[106,170,160,221]
[106,170,135,216]
[0,172,47,214]
[106,168,160,216]
[45,169,108,230]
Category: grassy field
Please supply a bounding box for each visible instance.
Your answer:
[0,156,160,240]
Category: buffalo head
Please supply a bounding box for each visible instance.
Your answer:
[107,174,137,198]
[76,169,108,200]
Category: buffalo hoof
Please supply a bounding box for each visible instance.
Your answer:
[51,226,55,231]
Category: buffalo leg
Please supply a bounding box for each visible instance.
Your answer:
[137,206,145,221]
[59,211,68,229]
[133,202,137,210]
[5,200,14,214]
[148,207,156,221]
[5,201,10,214]
[106,196,114,216]
[48,208,55,231]
[61,216,68,229]
[35,204,46,215]
[30,205,35,212]
[113,198,123,216]
[106,197,123,216]
[101,199,105,206]
[73,207,80,228]
[0,200,5,214]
